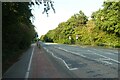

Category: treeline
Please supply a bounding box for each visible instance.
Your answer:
[2,2,37,73]
[40,1,120,48]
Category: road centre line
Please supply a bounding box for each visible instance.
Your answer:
[99,58,111,61]
[54,47,99,60]
[102,61,112,64]
[87,49,120,64]
[94,58,113,65]
[94,48,118,53]
[92,48,116,55]
[43,47,78,70]
[54,47,86,58]
[55,46,120,64]
[25,47,35,79]
[95,59,113,65]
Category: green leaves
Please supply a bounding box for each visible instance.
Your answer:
[93,1,120,36]
[30,0,55,17]
[41,1,120,48]
[67,10,88,27]
[2,2,36,69]
[41,10,88,44]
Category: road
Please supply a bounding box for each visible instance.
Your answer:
[3,43,74,78]
[41,42,119,78]
[3,42,119,78]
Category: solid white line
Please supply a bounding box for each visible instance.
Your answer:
[61,58,78,70]
[45,47,78,70]
[25,72,29,79]
[28,48,34,71]
[25,47,35,78]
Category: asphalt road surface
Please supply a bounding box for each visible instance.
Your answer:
[3,42,119,78]
[41,42,119,78]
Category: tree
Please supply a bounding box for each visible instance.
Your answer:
[2,2,37,73]
[67,10,88,27]
[30,0,55,17]
[92,1,120,37]
[42,10,88,44]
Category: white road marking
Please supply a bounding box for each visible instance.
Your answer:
[25,72,29,79]
[101,61,113,65]
[46,45,119,68]
[99,48,118,54]
[94,58,113,64]
[55,47,86,58]
[92,48,116,55]
[99,58,111,61]
[87,50,120,64]
[55,46,120,64]
[44,47,78,70]
[25,47,35,79]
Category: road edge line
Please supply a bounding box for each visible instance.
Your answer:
[25,47,35,79]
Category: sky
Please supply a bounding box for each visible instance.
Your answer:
[31,0,104,37]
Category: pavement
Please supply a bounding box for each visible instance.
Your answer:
[2,42,120,78]
[2,43,73,79]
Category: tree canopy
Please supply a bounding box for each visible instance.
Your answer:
[41,1,120,48]
[92,2,120,37]
[2,2,37,73]
[30,0,55,17]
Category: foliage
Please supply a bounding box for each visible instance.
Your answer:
[2,2,37,73]
[41,10,88,44]
[30,0,55,17]
[92,2,120,37]
[41,1,120,48]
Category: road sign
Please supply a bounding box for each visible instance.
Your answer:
[69,36,71,40]
[76,35,78,40]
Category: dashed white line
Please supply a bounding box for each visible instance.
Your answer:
[55,46,120,64]
[101,61,113,65]
[55,47,86,58]
[87,49,120,64]
[92,48,116,55]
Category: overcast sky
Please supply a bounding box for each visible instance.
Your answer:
[31,0,104,37]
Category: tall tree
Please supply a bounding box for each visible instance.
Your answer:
[2,2,36,73]
[67,10,88,27]
[92,1,120,36]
